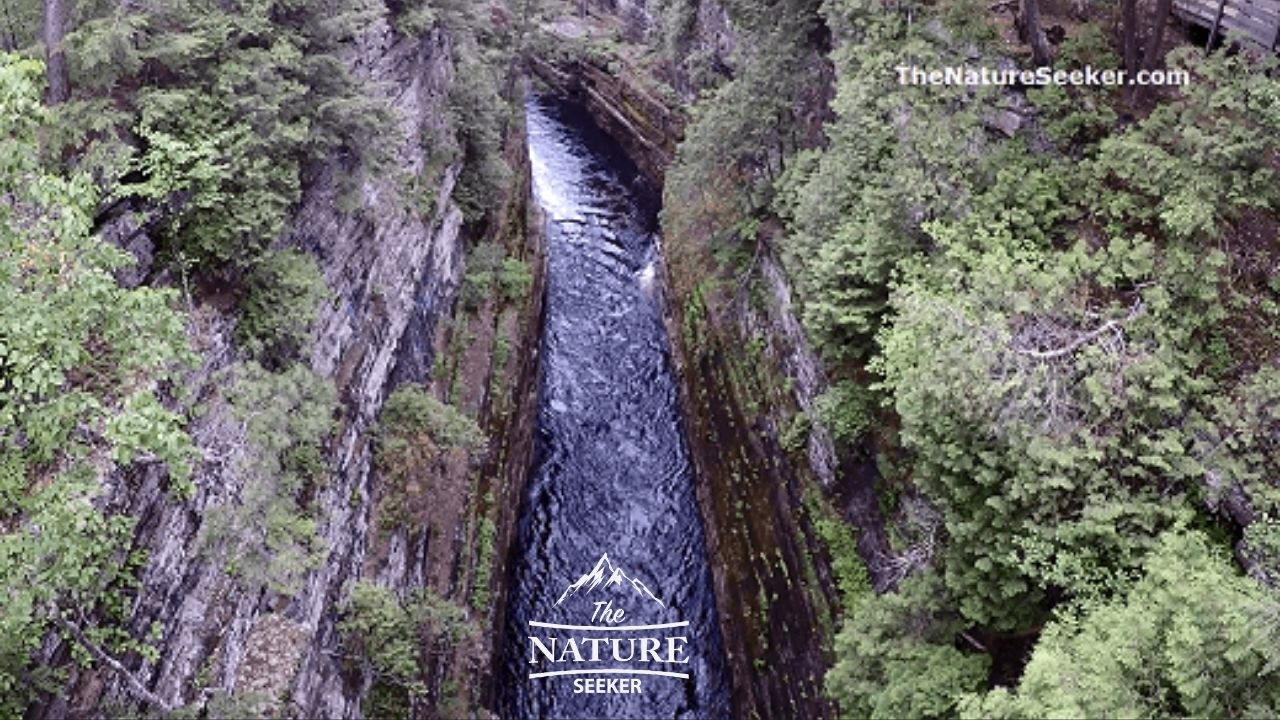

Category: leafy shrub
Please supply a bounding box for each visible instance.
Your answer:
[813,381,875,443]
[498,257,534,302]
[780,412,812,453]
[375,385,485,530]
[805,489,870,613]
[460,242,504,309]
[339,581,480,709]
[460,242,532,309]
[379,384,486,459]
[471,514,498,612]
[236,249,329,364]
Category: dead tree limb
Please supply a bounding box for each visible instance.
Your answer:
[51,612,174,714]
[1015,300,1144,359]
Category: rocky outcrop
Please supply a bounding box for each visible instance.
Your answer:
[529,52,682,185]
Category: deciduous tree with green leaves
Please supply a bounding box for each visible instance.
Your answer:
[0,54,194,714]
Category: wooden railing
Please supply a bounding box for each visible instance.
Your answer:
[1174,0,1280,50]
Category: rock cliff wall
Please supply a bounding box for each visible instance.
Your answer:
[32,14,542,719]
[528,52,681,185]
[658,235,893,720]
[284,20,469,717]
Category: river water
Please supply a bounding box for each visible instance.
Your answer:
[499,96,730,718]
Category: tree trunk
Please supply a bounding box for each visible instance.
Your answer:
[1022,0,1053,66]
[1121,0,1138,75]
[1,0,17,52]
[1141,0,1174,72]
[1133,0,1173,102]
[42,0,70,104]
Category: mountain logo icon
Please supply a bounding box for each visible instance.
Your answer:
[554,553,666,608]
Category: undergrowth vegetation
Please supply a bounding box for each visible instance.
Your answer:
[338,580,481,718]
[197,361,337,596]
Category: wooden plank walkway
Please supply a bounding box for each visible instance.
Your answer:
[1174,0,1280,50]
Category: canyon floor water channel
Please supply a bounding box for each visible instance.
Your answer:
[499,96,730,718]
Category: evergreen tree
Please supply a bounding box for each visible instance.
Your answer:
[963,531,1280,719]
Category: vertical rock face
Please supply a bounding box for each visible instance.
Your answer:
[31,17,475,720]
[657,235,898,720]
[285,20,468,717]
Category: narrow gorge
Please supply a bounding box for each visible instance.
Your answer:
[5,0,1280,718]
[8,2,848,715]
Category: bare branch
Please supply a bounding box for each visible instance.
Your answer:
[960,630,989,653]
[1015,300,1144,360]
[51,612,174,714]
